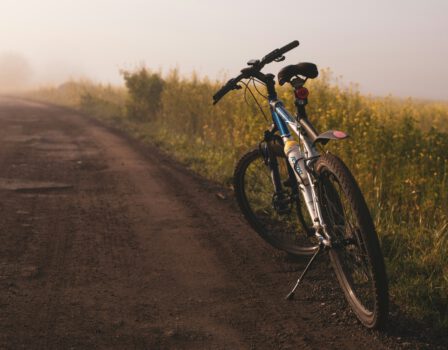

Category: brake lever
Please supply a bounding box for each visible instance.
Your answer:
[274,56,285,62]
[247,59,260,66]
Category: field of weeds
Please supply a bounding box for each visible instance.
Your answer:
[27,68,448,330]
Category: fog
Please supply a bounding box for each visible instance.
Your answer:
[0,51,91,92]
[0,0,447,99]
[0,53,32,92]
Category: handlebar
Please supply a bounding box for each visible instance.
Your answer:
[213,40,299,105]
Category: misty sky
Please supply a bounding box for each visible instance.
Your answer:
[0,0,447,99]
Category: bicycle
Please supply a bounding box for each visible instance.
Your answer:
[212,40,389,329]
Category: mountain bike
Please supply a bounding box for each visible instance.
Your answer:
[212,40,389,329]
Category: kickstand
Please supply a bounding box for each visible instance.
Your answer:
[285,244,322,300]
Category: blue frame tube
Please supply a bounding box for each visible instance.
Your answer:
[271,110,290,137]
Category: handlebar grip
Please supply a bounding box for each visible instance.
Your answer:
[262,40,300,64]
[213,78,235,104]
[278,40,299,55]
[213,86,229,104]
[213,74,245,104]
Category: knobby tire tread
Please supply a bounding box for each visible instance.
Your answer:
[316,153,389,329]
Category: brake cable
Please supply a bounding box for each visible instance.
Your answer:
[241,78,269,122]
[252,78,268,99]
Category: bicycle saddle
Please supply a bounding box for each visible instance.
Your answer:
[277,62,318,85]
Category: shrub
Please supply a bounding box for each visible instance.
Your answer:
[121,68,164,121]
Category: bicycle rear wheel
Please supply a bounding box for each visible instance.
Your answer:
[316,154,389,329]
[234,148,318,255]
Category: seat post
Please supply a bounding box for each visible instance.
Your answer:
[294,86,320,140]
[295,101,308,119]
[294,86,309,120]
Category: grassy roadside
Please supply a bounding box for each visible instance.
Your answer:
[25,68,448,331]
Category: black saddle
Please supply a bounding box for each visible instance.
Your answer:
[277,62,318,85]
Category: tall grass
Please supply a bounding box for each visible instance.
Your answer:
[27,68,448,329]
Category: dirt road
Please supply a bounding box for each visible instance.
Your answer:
[0,97,440,349]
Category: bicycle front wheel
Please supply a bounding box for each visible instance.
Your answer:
[234,148,318,256]
[316,153,389,329]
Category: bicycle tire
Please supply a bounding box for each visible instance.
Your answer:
[316,153,389,329]
[234,148,318,255]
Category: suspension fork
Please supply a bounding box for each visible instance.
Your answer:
[260,127,295,214]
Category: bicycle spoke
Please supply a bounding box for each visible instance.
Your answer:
[237,149,317,254]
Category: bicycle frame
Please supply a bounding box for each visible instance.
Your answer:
[213,49,344,247]
[268,98,332,246]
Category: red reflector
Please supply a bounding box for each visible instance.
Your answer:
[333,130,347,138]
[295,87,309,99]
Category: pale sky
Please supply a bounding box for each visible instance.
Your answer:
[0,0,447,99]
